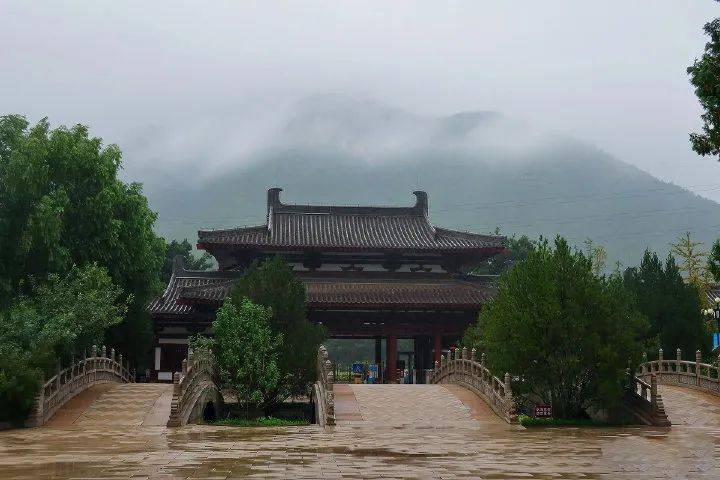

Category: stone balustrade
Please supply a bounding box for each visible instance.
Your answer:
[27,345,134,427]
[312,345,335,427]
[167,347,224,427]
[624,372,670,426]
[429,347,516,423]
[637,348,720,396]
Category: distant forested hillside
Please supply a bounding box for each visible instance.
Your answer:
[134,96,720,269]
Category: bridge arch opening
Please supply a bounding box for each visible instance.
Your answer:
[202,401,216,422]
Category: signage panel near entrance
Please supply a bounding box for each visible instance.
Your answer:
[533,405,553,418]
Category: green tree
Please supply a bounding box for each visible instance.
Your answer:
[0,344,42,424]
[707,238,720,283]
[483,234,534,275]
[584,238,607,277]
[229,256,325,400]
[0,115,165,366]
[463,236,647,418]
[624,250,710,357]
[0,264,128,422]
[213,298,282,416]
[688,5,720,159]
[670,232,711,306]
[162,239,213,282]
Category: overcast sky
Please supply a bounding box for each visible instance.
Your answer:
[3,1,720,200]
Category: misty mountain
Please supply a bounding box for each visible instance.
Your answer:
[136,96,720,269]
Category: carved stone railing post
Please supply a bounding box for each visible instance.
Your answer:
[470,348,476,362]
[650,374,658,412]
[696,350,702,384]
[312,345,336,428]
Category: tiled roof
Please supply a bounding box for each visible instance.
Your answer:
[197,189,505,252]
[148,270,241,315]
[150,268,495,315]
[302,275,494,309]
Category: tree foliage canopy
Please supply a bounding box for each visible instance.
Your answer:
[228,256,325,399]
[0,264,129,422]
[0,115,165,365]
[212,298,282,415]
[688,7,720,159]
[463,237,648,419]
[707,238,720,284]
[162,239,213,282]
[624,250,710,357]
[483,234,534,275]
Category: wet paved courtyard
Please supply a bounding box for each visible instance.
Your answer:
[1,384,720,479]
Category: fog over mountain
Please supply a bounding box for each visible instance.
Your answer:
[128,96,720,269]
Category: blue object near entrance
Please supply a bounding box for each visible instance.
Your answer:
[368,364,378,384]
[352,363,364,374]
[713,333,720,350]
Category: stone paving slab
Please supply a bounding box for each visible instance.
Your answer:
[334,384,363,422]
[44,383,117,427]
[1,384,720,478]
[48,383,174,428]
[659,384,720,426]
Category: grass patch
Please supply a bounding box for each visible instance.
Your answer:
[518,414,612,427]
[214,416,310,427]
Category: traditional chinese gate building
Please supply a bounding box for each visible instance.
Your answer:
[149,188,505,382]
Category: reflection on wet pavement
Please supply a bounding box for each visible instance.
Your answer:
[0,384,719,479]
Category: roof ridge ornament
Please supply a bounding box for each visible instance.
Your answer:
[267,187,283,231]
[172,254,187,275]
[413,190,428,216]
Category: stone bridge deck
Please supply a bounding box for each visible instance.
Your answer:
[660,385,720,426]
[44,383,173,427]
[334,384,503,427]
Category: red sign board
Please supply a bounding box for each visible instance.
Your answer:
[533,405,553,418]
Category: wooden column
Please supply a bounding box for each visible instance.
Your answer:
[433,332,442,365]
[374,336,382,365]
[386,335,398,384]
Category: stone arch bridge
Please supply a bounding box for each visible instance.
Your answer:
[34,345,720,429]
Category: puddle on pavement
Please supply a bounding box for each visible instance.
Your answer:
[0,423,719,478]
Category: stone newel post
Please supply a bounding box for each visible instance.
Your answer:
[434,360,439,372]
[676,348,681,362]
[440,354,445,366]
[91,345,97,358]
[504,372,512,400]
[480,353,486,367]
[182,359,188,376]
[462,347,467,360]
[650,374,658,413]
[696,350,702,383]
[470,348,476,362]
